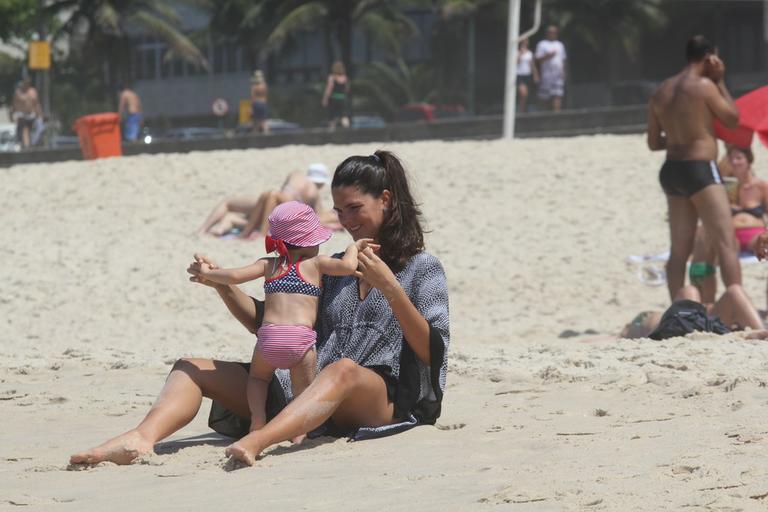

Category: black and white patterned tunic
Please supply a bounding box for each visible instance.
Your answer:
[208,251,450,440]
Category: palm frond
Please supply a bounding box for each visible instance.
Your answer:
[264,2,326,53]
[95,3,121,35]
[131,10,209,69]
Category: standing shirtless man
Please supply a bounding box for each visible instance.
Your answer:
[118,84,143,142]
[647,35,741,300]
[10,79,43,149]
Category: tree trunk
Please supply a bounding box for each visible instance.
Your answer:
[338,13,353,77]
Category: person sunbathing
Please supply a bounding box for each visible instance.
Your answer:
[620,283,763,340]
[197,163,339,237]
[689,146,767,303]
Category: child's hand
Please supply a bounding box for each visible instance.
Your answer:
[354,238,380,253]
[187,254,221,287]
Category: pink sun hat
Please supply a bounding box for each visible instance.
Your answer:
[267,201,332,247]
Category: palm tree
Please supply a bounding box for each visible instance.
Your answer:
[354,58,437,119]
[546,0,667,84]
[44,0,208,85]
[259,0,420,73]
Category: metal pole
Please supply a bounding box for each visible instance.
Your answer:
[38,0,50,118]
[503,0,521,139]
[468,15,476,115]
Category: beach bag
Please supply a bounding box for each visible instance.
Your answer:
[648,299,730,340]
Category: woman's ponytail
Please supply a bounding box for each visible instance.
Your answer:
[333,150,424,271]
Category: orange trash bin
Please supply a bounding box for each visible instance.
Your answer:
[73,113,122,160]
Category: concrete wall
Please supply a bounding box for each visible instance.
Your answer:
[135,72,251,123]
[0,106,647,168]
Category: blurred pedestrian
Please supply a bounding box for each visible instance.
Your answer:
[250,70,269,134]
[118,83,143,142]
[535,25,567,112]
[322,61,350,131]
[517,37,539,113]
[10,78,43,149]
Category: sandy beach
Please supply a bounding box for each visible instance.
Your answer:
[4,135,768,510]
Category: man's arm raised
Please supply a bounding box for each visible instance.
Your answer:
[704,78,739,128]
[646,100,666,151]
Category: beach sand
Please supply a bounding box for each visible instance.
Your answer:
[3,135,768,510]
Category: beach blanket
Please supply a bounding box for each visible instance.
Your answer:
[628,251,759,286]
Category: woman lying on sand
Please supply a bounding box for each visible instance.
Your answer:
[618,283,763,340]
[71,151,450,467]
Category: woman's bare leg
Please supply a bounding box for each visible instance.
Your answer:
[240,190,291,238]
[518,83,528,113]
[256,191,291,235]
[199,196,261,234]
[69,358,250,465]
[209,212,247,236]
[226,358,393,466]
[712,284,763,330]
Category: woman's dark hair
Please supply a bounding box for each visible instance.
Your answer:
[332,150,424,271]
[728,145,754,165]
[686,35,715,62]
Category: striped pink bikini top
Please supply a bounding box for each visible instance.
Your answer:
[263,259,322,297]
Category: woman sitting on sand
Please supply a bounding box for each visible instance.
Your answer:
[689,146,768,302]
[70,150,450,467]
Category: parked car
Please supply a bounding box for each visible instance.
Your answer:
[235,118,301,135]
[351,115,386,129]
[51,135,80,148]
[396,103,467,123]
[266,118,301,133]
[162,126,224,140]
[0,123,20,152]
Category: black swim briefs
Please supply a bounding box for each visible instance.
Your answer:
[658,160,722,197]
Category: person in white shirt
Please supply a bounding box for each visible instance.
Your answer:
[535,25,567,112]
[516,38,539,113]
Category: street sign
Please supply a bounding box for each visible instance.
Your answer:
[212,98,229,117]
[28,40,51,70]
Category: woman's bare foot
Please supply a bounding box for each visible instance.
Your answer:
[69,429,154,466]
[224,434,265,467]
[291,434,306,445]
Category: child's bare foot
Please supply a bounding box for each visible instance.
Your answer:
[69,429,153,465]
[224,434,265,467]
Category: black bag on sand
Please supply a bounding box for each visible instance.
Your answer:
[648,299,730,340]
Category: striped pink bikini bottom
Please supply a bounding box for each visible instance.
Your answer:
[256,324,317,369]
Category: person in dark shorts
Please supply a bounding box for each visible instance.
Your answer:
[647,35,743,300]
[516,38,539,113]
[250,70,269,134]
[322,61,350,131]
[658,160,723,197]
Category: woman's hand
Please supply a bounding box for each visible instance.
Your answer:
[354,238,380,253]
[355,247,400,299]
[187,253,223,288]
[756,233,768,261]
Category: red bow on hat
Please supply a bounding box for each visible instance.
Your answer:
[265,235,290,261]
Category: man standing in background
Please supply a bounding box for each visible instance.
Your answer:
[10,79,43,149]
[647,35,742,300]
[118,83,143,142]
[535,25,567,112]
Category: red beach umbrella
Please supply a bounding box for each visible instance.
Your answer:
[715,85,768,148]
